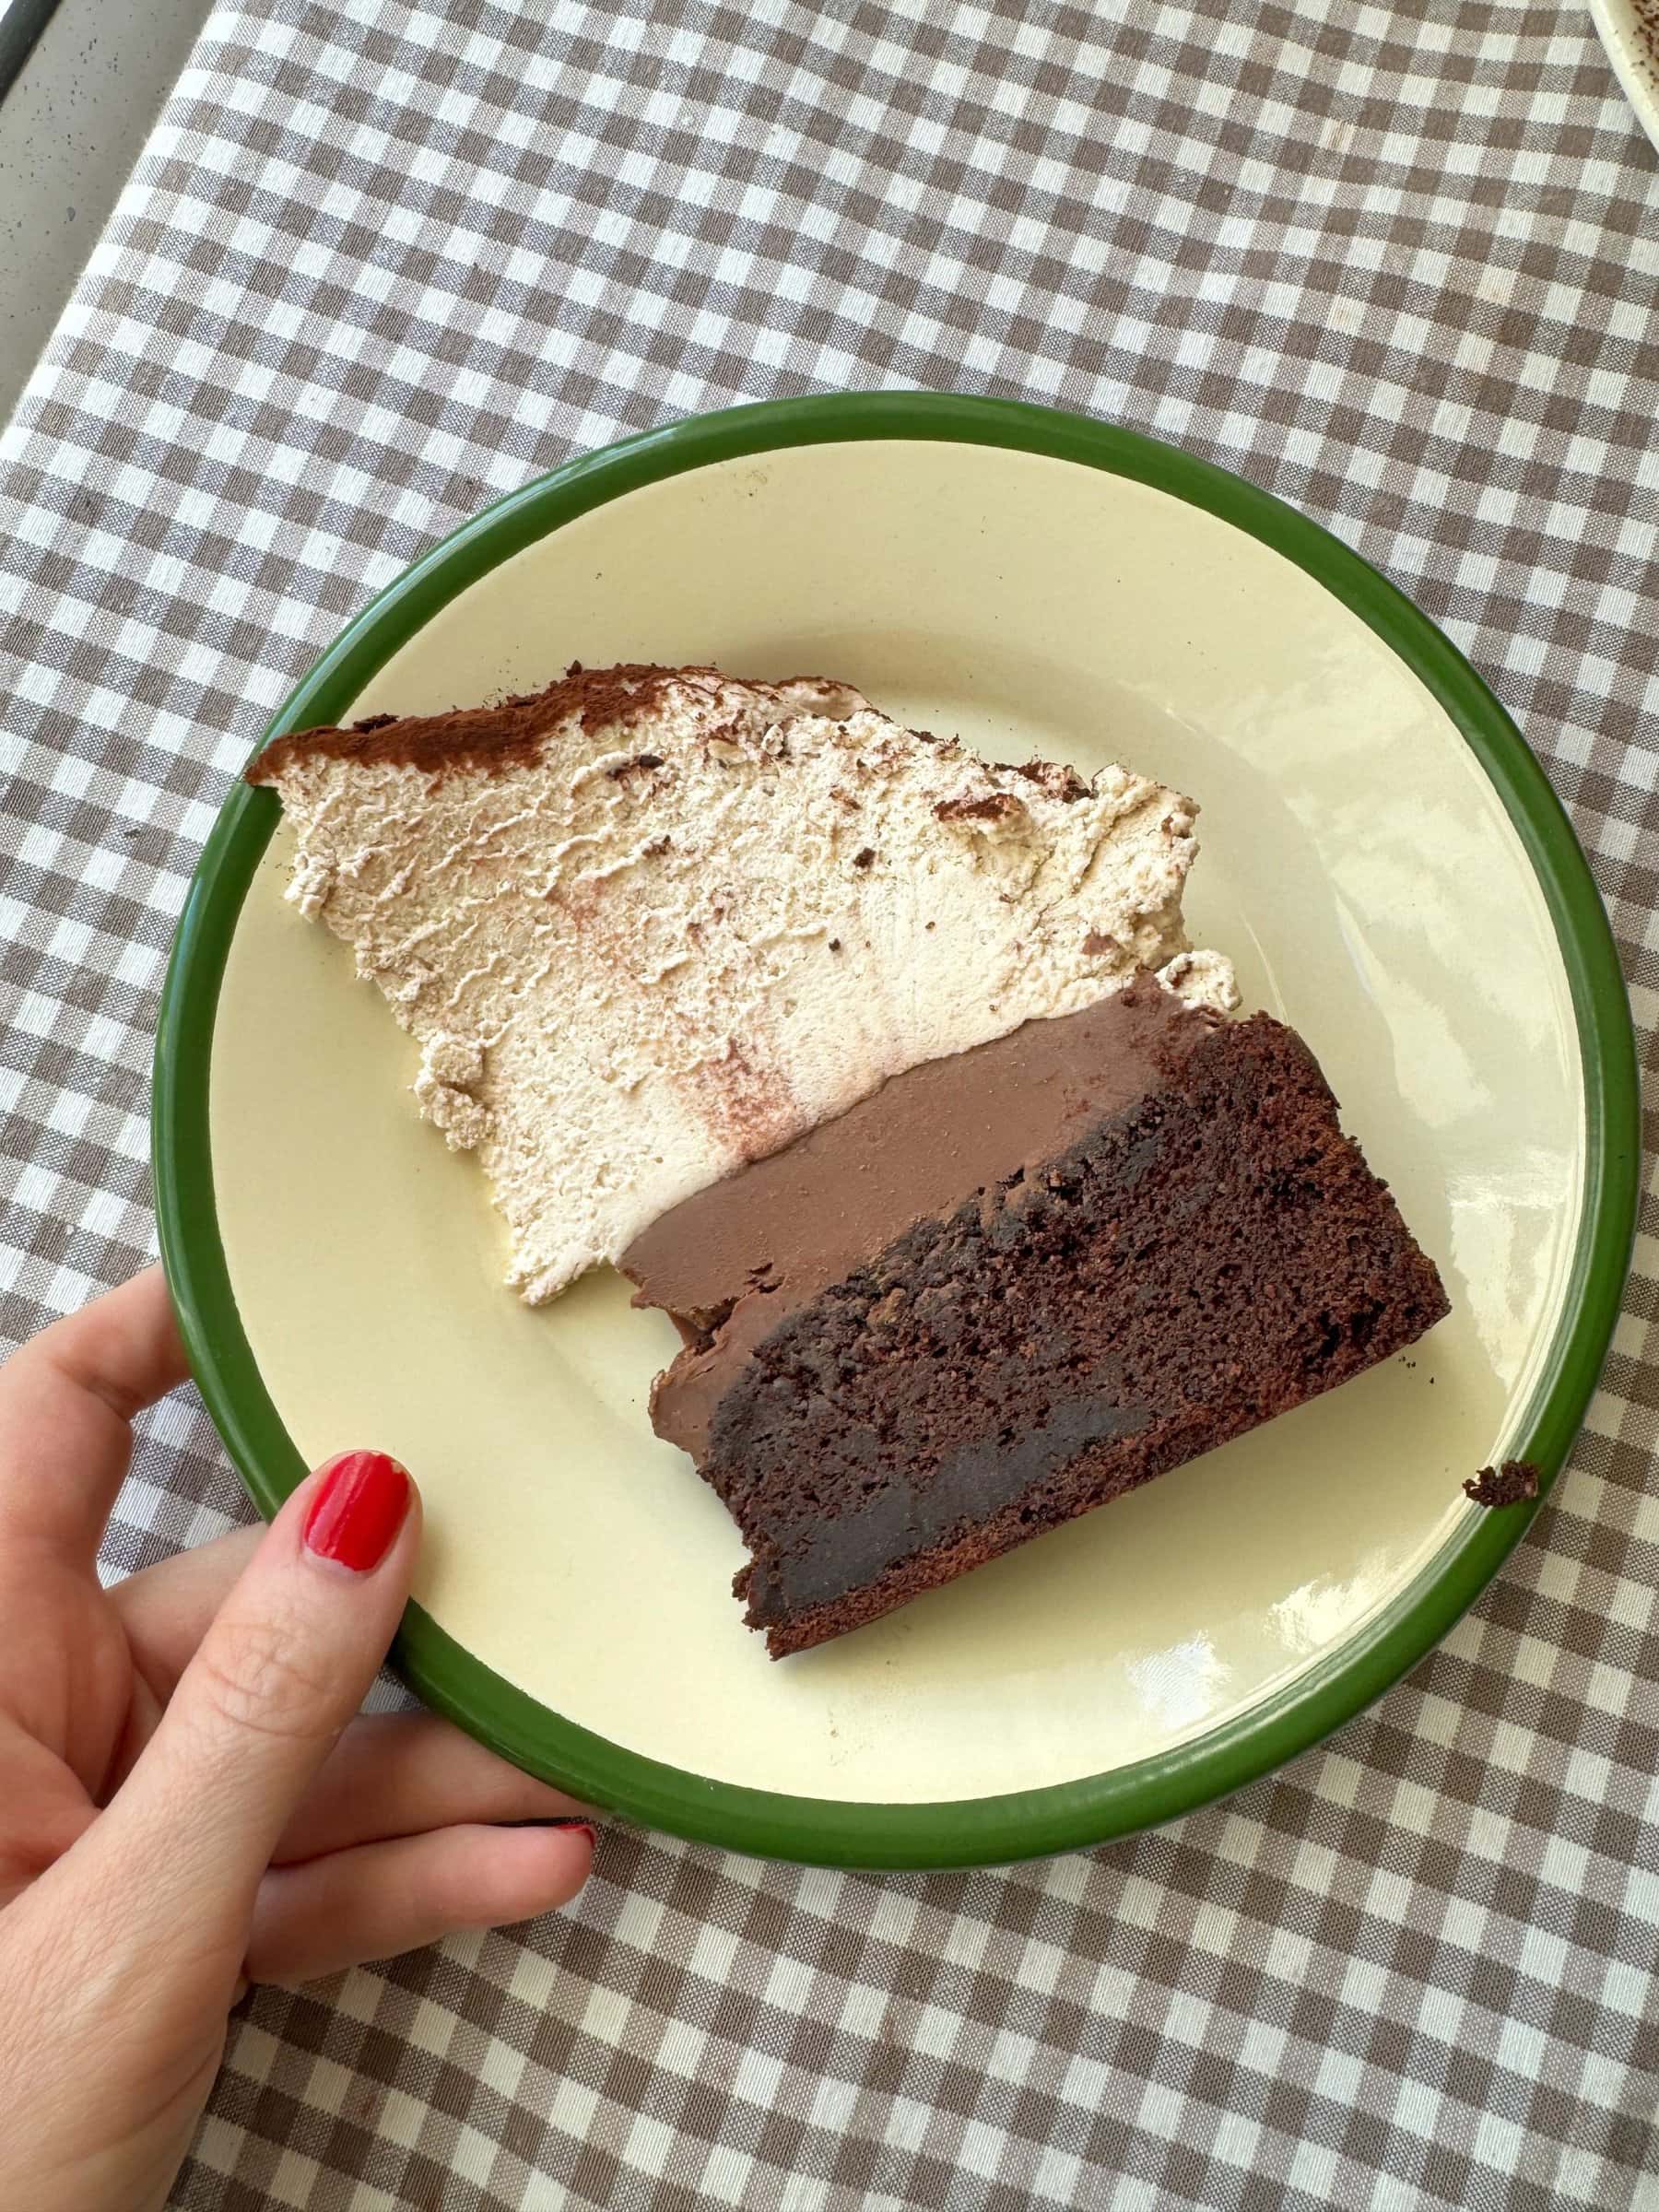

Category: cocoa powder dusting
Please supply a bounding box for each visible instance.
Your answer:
[248,663,721,785]
[935,793,1019,824]
[680,1038,800,1164]
[1006,759,1089,801]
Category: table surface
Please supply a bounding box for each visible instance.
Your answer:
[2,4,1656,2208]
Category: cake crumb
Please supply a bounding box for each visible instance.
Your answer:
[1464,1461,1540,1507]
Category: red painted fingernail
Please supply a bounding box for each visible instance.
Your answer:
[549,1819,598,1848]
[303,1451,411,1572]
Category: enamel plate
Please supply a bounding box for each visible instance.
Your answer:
[155,395,1638,1867]
[1589,0,1659,159]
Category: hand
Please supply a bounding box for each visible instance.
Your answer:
[0,1267,595,2212]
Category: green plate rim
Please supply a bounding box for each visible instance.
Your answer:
[152,391,1640,1869]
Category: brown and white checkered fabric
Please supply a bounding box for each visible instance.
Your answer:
[2,3,1657,2205]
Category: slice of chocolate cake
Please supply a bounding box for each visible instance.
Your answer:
[622,982,1448,1657]
[251,661,1447,1658]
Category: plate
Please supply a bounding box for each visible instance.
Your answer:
[154,394,1638,1867]
[1589,0,1659,156]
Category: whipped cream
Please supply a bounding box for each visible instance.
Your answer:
[253,665,1238,1300]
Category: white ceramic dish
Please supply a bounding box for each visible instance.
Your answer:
[156,396,1637,1865]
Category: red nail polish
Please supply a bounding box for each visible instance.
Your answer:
[303,1451,410,1572]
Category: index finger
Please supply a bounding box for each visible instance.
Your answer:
[0,1266,190,1568]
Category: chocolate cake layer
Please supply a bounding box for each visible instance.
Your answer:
[629,996,1449,1657]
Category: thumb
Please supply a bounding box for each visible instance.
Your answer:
[89,1450,418,1980]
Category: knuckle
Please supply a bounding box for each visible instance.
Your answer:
[193,1612,338,1745]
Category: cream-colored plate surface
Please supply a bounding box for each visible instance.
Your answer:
[212,441,1580,1804]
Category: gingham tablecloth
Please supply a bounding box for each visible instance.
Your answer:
[3,3,1657,2206]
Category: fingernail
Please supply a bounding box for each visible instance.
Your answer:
[303,1450,411,1572]
[550,1819,598,1849]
